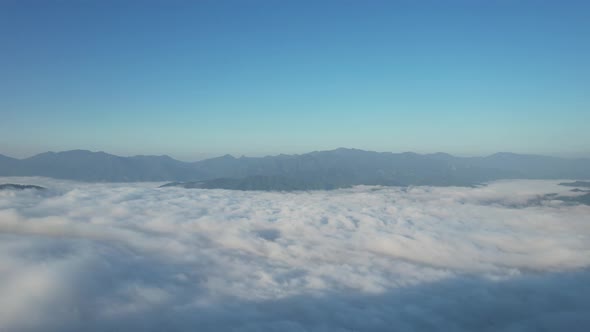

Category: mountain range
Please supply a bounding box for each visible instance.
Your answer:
[1,148,589,190]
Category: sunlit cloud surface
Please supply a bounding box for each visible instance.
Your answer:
[1,178,589,331]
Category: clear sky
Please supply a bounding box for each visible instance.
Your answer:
[1,0,589,161]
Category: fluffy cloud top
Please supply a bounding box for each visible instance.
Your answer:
[1,178,589,331]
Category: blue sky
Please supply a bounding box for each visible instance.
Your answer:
[1,0,589,160]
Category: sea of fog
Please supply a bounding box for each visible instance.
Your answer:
[1,177,589,331]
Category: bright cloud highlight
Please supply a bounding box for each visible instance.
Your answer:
[1,178,589,331]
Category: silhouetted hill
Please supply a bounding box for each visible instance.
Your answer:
[559,181,590,188]
[0,183,46,190]
[0,154,19,174]
[0,154,17,162]
[1,149,589,189]
[4,150,200,182]
[553,193,590,205]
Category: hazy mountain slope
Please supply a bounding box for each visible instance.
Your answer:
[0,154,19,175]
[186,148,540,189]
[8,150,201,182]
[0,149,589,188]
[466,153,590,179]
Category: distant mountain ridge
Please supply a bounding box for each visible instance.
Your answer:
[1,148,589,189]
[0,150,199,182]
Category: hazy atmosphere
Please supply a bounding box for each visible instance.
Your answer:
[1,0,589,159]
[1,1,589,331]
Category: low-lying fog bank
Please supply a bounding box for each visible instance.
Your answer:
[1,177,589,331]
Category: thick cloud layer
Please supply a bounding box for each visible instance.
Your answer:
[1,178,589,331]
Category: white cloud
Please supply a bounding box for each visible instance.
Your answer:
[0,178,589,331]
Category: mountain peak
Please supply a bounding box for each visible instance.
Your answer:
[1,149,589,186]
